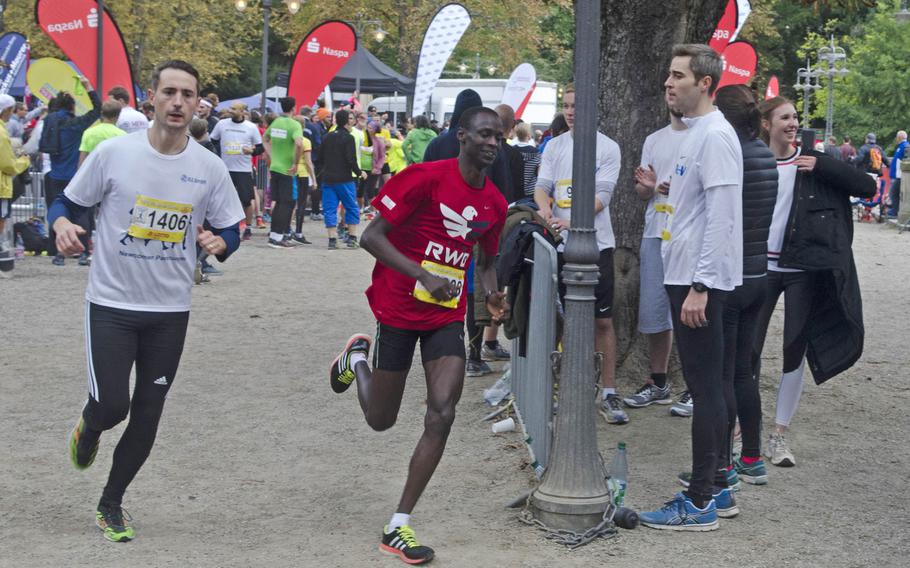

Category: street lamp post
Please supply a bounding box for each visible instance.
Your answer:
[793,58,821,129]
[527,0,611,532]
[457,54,496,79]
[345,14,387,94]
[816,35,848,141]
[234,0,301,113]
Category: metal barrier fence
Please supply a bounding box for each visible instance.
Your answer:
[510,232,558,471]
[10,170,46,226]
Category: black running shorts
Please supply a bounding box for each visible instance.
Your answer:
[372,321,466,372]
[557,248,615,319]
[229,171,255,207]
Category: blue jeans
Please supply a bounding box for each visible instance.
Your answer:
[322,182,360,228]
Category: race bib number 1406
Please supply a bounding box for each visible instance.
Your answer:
[128,194,193,243]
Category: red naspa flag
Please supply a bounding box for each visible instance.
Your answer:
[36,0,135,106]
[288,21,357,109]
[765,75,780,99]
[709,0,751,54]
[717,41,757,89]
[501,63,536,120]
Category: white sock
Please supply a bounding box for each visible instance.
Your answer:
[388,512,411,531]
[602,387,616,398]
[296,232,303,238]
[269,232,282,241]
[775,359,806,427]
[350,352,367,367]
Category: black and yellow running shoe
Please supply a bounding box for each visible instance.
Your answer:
[379,525,435,565]
[329,333,371,393]
[69,417,100,470]
[96,504,135,542]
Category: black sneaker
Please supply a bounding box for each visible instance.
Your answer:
[346,236,360,249]
[78,252,91,266]
[380,525,434,565]
[465,359,493,377]
[292,234,312,245]
[69,417,100,470]
[96,504,135,542]
[268,238,294,249]
[328,238,338,250]
[481,341,511,361]
[242,228,252,241]
[329,334,371,393]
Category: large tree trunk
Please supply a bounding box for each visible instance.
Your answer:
[598,0,725,386]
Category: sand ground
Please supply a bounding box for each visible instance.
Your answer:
[1,221,907,567]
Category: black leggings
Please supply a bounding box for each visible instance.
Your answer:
[721,276,767,462]
[270,172,295,235]
[752,270,816,376]
[310,186,322,215]
[666,285,728,502]
[82,303,189,507]
[295,177,310,234]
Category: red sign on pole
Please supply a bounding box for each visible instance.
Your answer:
[717,41,757,90]
[765,75,780,99]
[36,0,135,106]
[288,21,357,109]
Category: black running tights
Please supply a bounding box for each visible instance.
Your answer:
[82,303,189,508]
[721,276,767,463]
[295,177,310,234]
[270,172,295,235]
[666,285,728,503]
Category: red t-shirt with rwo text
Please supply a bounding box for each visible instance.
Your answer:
[367,158,508,331]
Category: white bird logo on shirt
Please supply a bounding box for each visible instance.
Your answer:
[440,204,487,241]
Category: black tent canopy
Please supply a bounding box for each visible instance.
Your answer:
[329,46,415,95]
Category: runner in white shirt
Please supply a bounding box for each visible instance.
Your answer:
[107,86,150,134]
[640,44,743,533]
[625,109,688,412]
[49,60,244,543]
[210,102,265,239]
[533,83,629,425]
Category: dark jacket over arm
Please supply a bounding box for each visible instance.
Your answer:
[316,129,362,184]
[778,150,876,384]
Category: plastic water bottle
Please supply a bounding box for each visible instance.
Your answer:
[14,235,25,259]
[608,442,628,507]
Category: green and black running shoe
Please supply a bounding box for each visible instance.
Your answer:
[96,504,135,542]
[380,525,435,565]
[69,417,100,470]
[329,334,371,393]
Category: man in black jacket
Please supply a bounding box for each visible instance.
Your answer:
[315,109,366,249]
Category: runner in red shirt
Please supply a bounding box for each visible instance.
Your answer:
[329,107,508,565]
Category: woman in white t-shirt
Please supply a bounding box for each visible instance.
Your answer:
[752,97,875,470]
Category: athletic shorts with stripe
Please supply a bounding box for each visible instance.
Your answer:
[372,321,466,372]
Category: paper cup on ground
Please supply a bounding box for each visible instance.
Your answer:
[492,417,515,433]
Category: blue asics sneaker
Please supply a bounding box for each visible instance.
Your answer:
[734,456,769,485]
[712,487,739,518]
[677,467,741,492]
[640,492,719,531]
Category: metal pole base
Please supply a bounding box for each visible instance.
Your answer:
[528,491,611,532]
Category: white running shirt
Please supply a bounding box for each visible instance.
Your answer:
[64,131,244,312]
[116,106,150,134]
[767,146,803,272]
[661,110,743,291]
[640,125,688,239]
[210,118,263,173]
[537,131,621,251]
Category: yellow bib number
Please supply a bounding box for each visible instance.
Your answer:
[555,179,573,209]
[225,142,244,156]
[128,195,193,243]
[413,260,465,309]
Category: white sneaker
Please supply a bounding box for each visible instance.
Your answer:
[669,390,693,417]
[764,431,795,467]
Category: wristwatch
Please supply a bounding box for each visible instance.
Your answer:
[691,282,709,293]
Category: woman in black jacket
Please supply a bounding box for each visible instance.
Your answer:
[714,85,778,491]
[752,97,875,470]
